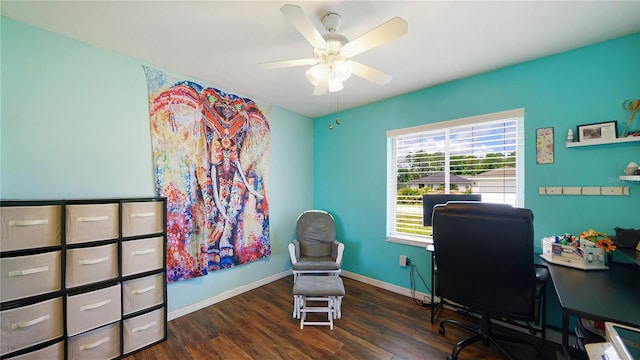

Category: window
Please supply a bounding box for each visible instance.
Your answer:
[386,109,524,246]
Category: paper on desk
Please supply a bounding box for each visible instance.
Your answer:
[585,342,621,360]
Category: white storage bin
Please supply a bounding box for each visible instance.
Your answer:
[123,308,165,354]
[67,322,120,360]
[65,204,119,244]
[0,297,63,356]
[66,243,118,288]
[66,284,121,336]
[1,250,62,302]
[122,201,164,237]
[123,273,164,315]
[0,205,62,251]
[121,237,163,276]
[6,340,64,360]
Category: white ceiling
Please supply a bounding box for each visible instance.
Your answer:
[2,1,639,118]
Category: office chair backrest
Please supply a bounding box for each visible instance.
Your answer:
[296,210,336,258]
[432,201,536,321]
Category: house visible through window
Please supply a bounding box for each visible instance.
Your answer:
[386,109,524,246]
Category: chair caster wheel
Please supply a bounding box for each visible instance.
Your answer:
[447,356,455,360]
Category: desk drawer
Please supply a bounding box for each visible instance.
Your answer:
[123,273,164,315]
[122,201,164,237]
[0,205,62,251]
[66,284,121,336]
[66,204,119,244]
[0,297,63,356]
[121,237,163,276]
[7,340,64,360]
[66,243,118,288]
[1,250,61,302]
[67,322,120,360]
[123,308,165,354]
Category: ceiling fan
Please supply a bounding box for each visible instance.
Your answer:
[261,4,408,96]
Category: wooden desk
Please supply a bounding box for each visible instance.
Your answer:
[545,260,640,359]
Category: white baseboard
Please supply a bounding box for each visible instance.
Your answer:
[341,270,433,303]
[167,270,292,321]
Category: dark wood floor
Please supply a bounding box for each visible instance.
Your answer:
[125,276,561,360]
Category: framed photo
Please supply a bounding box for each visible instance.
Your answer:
[577,121,618,142]
[536,127,554,164]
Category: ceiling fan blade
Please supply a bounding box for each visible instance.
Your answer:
[259,58,318,69]
[341,17,408,58]
[313,77,328,96]
[280,4,327,49]
[349,61,393,85]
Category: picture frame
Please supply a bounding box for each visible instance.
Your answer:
[577,121,618,142]
[536,127,554,164]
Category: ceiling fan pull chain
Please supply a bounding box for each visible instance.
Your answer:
[329,98,334,130]
[335,95,341,126]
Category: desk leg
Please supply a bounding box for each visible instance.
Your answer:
[562,310,571,360]
[430,251,439,324]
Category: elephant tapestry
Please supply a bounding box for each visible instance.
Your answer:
[143,66,270,283]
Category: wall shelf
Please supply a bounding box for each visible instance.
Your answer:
[566,136,640,147]
[619,175,640,182]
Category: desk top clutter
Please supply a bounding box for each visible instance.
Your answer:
[540,228,617,270]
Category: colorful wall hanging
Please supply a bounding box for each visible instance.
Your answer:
[143,66,271,283]
[536,127,554,164]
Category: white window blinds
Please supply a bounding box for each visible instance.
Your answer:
[386,109,524,243]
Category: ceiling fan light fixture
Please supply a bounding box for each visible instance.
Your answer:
[306,63,328,86]
[328,77,344,93]
[332,59,352,81]
[270,5,408,96]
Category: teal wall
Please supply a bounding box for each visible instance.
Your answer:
[312,33,640,326]
[0,17,314,312]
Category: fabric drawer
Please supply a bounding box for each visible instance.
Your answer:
[67,322,120,360]
[121,237,163,276]
[66,243,118,288]
[122,201,164,237]
[66,284,121,336]
[65,204,119,244]
[0,297,63,356]
[123,273,164,315]
[6,340,64,360]
[0,205,62,251]
[1,250,62,302]
[123,308,165,354]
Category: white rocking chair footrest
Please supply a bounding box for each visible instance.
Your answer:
[301,307,333,312]
[292,276,344,330]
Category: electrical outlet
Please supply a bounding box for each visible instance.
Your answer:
[399,255,407,267]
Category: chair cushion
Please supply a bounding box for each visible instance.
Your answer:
[293,276,345,296]
[291,257,340,271]
[296,212,336,257]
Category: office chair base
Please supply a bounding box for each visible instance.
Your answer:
[439,317,543,360]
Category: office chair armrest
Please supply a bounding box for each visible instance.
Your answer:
[332,240,345,265]
[288,240,300,264]
[535,267,549,286]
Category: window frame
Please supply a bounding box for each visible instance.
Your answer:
[386,108,525,247]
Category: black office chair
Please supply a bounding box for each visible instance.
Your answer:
[432,202,548,360]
